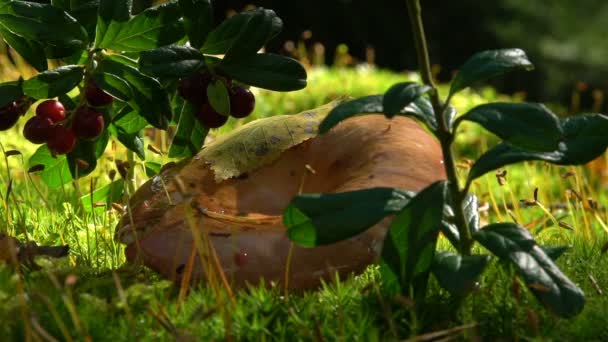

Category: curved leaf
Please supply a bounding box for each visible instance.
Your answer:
[28,145,72,189]
[474,223,584,317]
[95,2,184,52]
[319,95,437,134]
[168,99,208,158]
[284,188,414,247]
[382,82,431,117]
[223,8,282,62]
[178,0,212,49]
[207,79,230,116]
[23,65,84,99]
[380,181,447,299]
[219,53,306,92]
[138,45,205,78]
[431,251,491,296]
[0,1,88,56]
[67,129,109,178]
[0,26,47,71]
[199,100,339,181]
[93,58,171,129]
[450,49,534,96]
[458,102,562,152]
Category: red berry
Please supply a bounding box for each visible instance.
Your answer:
[23,116,54,144]
[36,100,65,123]
[196,103,228,128]
[47,125,76,155]
[229,86,255,118]
[0,101,23,131]
[72,107,104,140]
[85,82,114,107]
[178,72,211,104]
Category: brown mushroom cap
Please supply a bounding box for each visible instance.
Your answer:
[117,114,445,289]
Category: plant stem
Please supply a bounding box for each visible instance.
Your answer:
[405,0,473,254]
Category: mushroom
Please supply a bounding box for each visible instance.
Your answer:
[115,107,445,290]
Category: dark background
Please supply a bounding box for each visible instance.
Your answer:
[122,0,608,112]
[197,0,608,113]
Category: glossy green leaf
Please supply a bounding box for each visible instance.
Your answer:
[440,204,459,247]
[168,100,208,158]
[108,122,145,160]
[138,45,205,77]
[95,1,184,52]
[380,181,447,300]
[284,188,414,247]
[22,65,84,99]
[93,58,172,129]
[318,95,438,134]
[468,113,608,181]
[222,8,282,62]
[0,80,23,108]
[0,1,88,57]
[0,25,47,71]
[178,0,212,48]
[207,79,230,116]
[474,223,585,317]
[458,103,562,152]
[67,129,109,178]
[219,53,306,91]
[80,179,125,212]
[111,107,147,134]
[382,82,431,117]
[450,49,534,96]
[431,251,491,295]
[202,9,260,54]
[28,145,72,189]
[145,162,161,177]
[64,0,99,40]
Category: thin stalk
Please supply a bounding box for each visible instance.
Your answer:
[405,0,473,254]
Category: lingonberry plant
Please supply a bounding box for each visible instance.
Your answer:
[284,0,608,318]
[0,0,306,188]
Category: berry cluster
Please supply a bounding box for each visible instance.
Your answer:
[178,71,255,128]
[22,82,112,155]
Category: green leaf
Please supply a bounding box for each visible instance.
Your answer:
[0,25,47,71]
[468,113,608,181]
[202,9,259,54]
[457,103,562,152]
[178,0,212,49]
[168,100,208,158]
[474,223,585,317]
[28,145,72,189]
[22,65,84,99]
[219,53,306,92]
[138,45,205,78]
[207,79,230,116]
[319,95,438,134]
[0,80,23,107]
[382,82,431,117]
[284,188,414,247]
[540,245,571,261]
[0,1,88,57]
[95,1,184,52]
[80,179,125,212]
[450,49,534,96]
[112,107,147,134]
[222,8,282,62]
[67,129,109,178]
[109,123,145,160]
[93,58,172,129]
[431,251,491,296]
[145,162,161,177]
[379,181,447,300]
[64,0,99,40]
[468,143,562,182]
